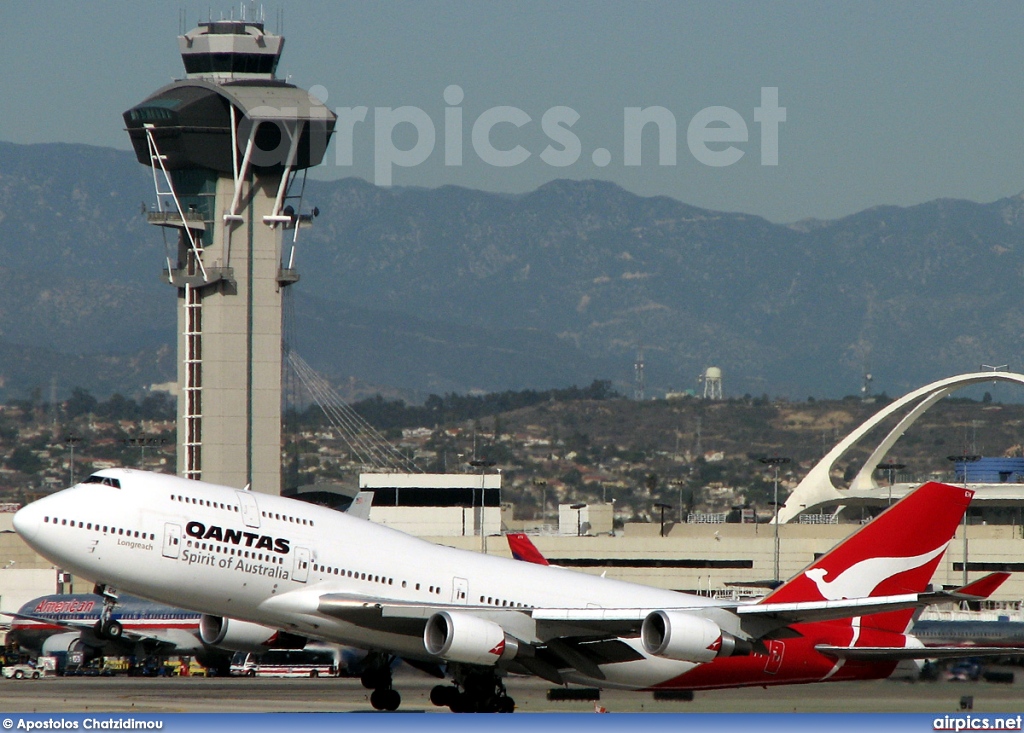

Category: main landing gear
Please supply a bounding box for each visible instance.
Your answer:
[360,652,400,711]
[92,584,123,641]
[430,666,515,713]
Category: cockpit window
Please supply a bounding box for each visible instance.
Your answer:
[83,475,121,489]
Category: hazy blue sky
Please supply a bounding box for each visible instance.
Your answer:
[2,0,1023,222]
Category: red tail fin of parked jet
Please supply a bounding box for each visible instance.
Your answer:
[506,533,550,566]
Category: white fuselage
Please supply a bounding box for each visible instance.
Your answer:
[15,470,727,688]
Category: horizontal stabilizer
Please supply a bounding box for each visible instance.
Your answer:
[816,644,1023,660]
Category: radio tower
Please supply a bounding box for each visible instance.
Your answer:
[124,16,336,494]
[634,346,646,401]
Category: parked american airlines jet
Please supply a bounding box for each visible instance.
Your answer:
[12,470,1013,711]
[4,592,304,675]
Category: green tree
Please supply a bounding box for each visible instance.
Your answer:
[7,446,42,475]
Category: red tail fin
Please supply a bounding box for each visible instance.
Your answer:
[506,533,550,566]
[955,572,1010,600]
[761,482,972,632]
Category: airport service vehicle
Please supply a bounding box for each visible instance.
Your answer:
[233,645,347,678]
[3,663,47,679]
[13,469,1018,712]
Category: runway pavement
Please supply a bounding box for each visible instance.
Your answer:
[1,670,1022,713]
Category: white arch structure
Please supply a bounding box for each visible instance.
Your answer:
[776,371,1024,524]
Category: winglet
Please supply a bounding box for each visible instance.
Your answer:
[953,571,1011,600]
[506,533,550,566]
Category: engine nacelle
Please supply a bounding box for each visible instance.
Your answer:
[423,611,519,666]
[641,610,751,663]
[199,615,306,653]
[41,632,92,656]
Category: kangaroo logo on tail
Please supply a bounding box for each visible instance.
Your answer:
[804,543,948,600]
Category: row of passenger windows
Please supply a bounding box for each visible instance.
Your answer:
[185,538,284,565]
[171,494,239,512]
[262,509,314,527]
[44,612,195,621]
[168,493,317,529]
[311,563,444,596]
[479,595,532,609]
[43,516,154,542]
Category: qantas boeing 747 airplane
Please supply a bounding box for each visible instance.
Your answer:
[12,469,1013,711]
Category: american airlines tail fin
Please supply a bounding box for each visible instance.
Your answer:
[760,482,973,632]
[346,492,374,521]
[506,533,550,566]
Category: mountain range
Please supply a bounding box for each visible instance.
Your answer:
[0,140,1021,402]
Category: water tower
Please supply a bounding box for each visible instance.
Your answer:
[124,17,336,494]
[703,367,723,400]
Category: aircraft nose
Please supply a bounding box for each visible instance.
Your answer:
[13,501,42,544]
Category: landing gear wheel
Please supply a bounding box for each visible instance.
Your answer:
[447,666,514,713]
[370,688,401,711]
[383,689,401,711]
[94,619,123,640]
[430,684,458,707]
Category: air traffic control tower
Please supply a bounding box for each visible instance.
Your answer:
[124,19,336,494]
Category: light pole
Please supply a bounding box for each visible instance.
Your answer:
[64,436,81,487]
[532,478,548,527]
[760,456,791,585]
[655,502,672,538]
[469,460,495,553]
[947,454,980,587]
[570,503,586,537]
[670,478,685,523]
[876,461,906,506]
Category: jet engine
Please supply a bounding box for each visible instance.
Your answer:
[423,611,520,666]
[198,615,305,652]
[41,633,95,656]
[641,610,751,663]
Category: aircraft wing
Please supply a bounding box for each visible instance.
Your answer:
[308,589,961,641]
[815,644,1024,660]
[256,585,1018,684]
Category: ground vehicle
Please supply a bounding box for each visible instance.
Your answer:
[946,661,982,682]
[235,646,343,678]
[3,663,46,679]
[229,652,255,677]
